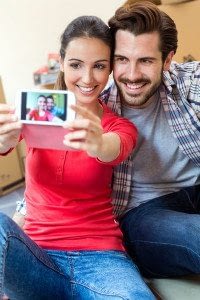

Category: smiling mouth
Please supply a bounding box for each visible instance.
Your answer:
[125,82,147,91]
[77,85,97,94]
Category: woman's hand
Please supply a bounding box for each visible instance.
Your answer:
[63,104,120,162]
[63,104,104,158]
[0,104,22,154]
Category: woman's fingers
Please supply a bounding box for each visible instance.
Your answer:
[62,104,103,155]
[0,104,22,153]
[70,104,100,122]
[0,121,22,135]
[66,129,88,141]
[64,118,92,130]
[0,103,15,112]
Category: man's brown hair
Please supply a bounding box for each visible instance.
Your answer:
[108,1,178,61]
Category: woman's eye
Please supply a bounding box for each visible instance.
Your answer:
[94,64,106,70]
[70,63,81,69]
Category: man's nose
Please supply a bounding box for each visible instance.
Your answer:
[126,62,141,81]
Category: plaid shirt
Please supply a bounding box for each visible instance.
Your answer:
[17,61,200,218]
[100,61,200,217]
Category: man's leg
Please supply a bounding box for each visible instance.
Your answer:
[0,213,71,300]
[120,185,200,278]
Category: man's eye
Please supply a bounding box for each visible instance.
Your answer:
[114,57,127,63]
[141,59,153,64]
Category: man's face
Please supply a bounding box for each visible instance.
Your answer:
[46,98,54,111]
[113,30,171,107]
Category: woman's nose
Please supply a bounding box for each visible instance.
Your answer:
[81,68,94,85]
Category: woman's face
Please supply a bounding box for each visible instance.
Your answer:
[60,37,111,106]
[37,96,47,110]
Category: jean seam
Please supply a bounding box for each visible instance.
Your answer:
[71,280,126,299]
[134,240,200,277]
[0,239,8,298]
[68,254,75,298]
[68,251,132,299]
[6,233,66,277]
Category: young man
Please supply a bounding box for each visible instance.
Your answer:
[46,95,64,117]
[14,1,200,279]
[99,1,200,278]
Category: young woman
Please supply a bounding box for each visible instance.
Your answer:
[0,16,155,299]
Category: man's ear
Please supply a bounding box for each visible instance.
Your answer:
[59,56,64,72]
[163,51,174,71]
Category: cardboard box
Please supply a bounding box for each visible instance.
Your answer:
[0,76,6,103]
[160,0,200,62]
[33,53,59,86]
[17,141,26,176]
[33,70,58,85]
[0,77,25,195]
[0,150,25,195]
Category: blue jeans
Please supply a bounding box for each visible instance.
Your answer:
[120,184,200,278]
[0,213,155,299]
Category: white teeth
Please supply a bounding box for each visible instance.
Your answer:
[79,86,95,92]
[126,83,144,90]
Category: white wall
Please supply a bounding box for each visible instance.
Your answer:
[0,0,123,102]
[160,0,200,63]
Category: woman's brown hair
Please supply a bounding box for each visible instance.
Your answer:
[55,15,113,90]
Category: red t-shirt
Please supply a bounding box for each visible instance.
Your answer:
[28,109,53,121]
[24,102,137,251]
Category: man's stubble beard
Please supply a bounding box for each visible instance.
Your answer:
[115,70,163,108]
[118,81,161,107]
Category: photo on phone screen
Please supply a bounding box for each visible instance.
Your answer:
[16,89,76,126]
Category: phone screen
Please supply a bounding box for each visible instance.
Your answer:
[17,89,75,126]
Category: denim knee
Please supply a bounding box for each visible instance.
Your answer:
[0,213,11,234]
[0,213,16,237]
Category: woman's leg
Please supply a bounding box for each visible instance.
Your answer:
[0,213,71,300]
[69,250,155,300]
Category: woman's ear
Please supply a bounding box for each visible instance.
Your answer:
[59,56,64,72]
[163,51,174,71]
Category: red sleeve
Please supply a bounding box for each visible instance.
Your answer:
[28,110,35,119]
[99,102,138,166]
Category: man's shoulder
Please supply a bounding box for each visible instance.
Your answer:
[52,106,63,115]
[167,61,200,78]
[163,61,200,90]
[99,80,117,103]
[99,81,122,114]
